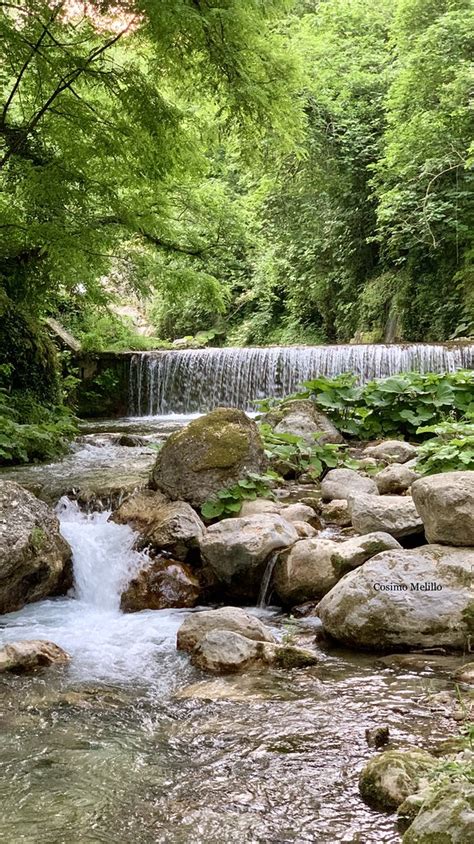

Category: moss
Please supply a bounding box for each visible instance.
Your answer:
[359,750,436,811]
[167,409,259,472]
[273,645,319,669]
[30,527,47,552]
[0,294,60,403]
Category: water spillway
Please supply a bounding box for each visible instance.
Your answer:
[129,343,474,415]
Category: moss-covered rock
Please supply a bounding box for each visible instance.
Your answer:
[402,782,474,843]
[150,408,266,507]
[359,749,437,810]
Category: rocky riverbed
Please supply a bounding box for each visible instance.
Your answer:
[0,410,473,843]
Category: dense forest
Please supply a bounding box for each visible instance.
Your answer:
[1,0,473,361]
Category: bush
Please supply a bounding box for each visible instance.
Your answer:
[415,422,474,475]
[0,390,77,465]
[295,370,474,440]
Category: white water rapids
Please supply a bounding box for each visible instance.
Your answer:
[0,499,191,686]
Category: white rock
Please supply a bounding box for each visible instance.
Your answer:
[349,493,423,538]
[321,468,379,501]
[363,440,418,464]
[317,545,474,650]
[176,606,276,652]
[411,471,474,546]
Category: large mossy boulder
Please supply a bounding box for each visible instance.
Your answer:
[0,481,72,614]
[359,749,436,810]
[150,408,266,507]
[273,532,401,605]
[411,471,474,546]
[402,782,474,844]
[199,514,299,602]
[317,545,474,651]
[261,399,343,445]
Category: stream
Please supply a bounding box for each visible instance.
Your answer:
[0,418,462,843]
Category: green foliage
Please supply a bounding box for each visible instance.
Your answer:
[200,471,280,520]
[415,421,474,474]
[288,370,474,440]
[0,391,77,465]
[260,425,343,478]
[0,295,60,403]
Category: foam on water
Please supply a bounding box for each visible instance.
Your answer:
[0,499,189,686]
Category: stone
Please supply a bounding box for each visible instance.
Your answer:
[321,499,351,526]
[274,532,401,605]
[365,726,390,748]
[261,399,344,445]
[120,559,201,612]
[321,468,379,501]
[453,662,474,685]
[402,782,474,844]
[359,749,436,810]
[375,463,421,495]
[239,499,281,517]
[176,606,276,652]
[150,408,266,507]
[0,640,70,673]
[411,471,474,546]
[317,545,474,651]
[363,440,418,464]
[190,629,319,674]
[112,491,204,560]
[199,514,299,601]
[280,503,320,525]
[0,480,72,614]
[349,493,423,538]
[292,521,318,539]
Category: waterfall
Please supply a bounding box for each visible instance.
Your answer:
[129,343,474,415]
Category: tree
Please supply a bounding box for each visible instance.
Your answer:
[0,0,302,316]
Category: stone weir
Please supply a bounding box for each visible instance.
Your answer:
[127,343,474,416]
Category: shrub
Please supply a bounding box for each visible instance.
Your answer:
[415,422,474,475]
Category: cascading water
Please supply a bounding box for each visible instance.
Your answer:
[0,498,189,685]
[129,343,474,415]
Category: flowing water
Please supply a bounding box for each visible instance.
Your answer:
[0,405,467,843]
[0,445,463,843]
[129,343,474,414]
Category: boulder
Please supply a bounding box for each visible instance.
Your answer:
[191,629,319,674]
[359,749,436,810]
[262,399,343,445]
[199,514,299,601]
[120,559,201,612]
[176,606,276,652]
[0,640,70,673]
[321,499,351,526]
[375,463,421,495]
[363,440,418,464]
[349,493,423,538]
[274,532,401,605]
[239,499,280,517]
[150,408,266,507]
[317,545,474,651]
[280,503,320,526]
[112,491,204,560]
[402,782,474,844]
[0,480,72,614]
[411,471,474,546]
[321,468,379,501]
